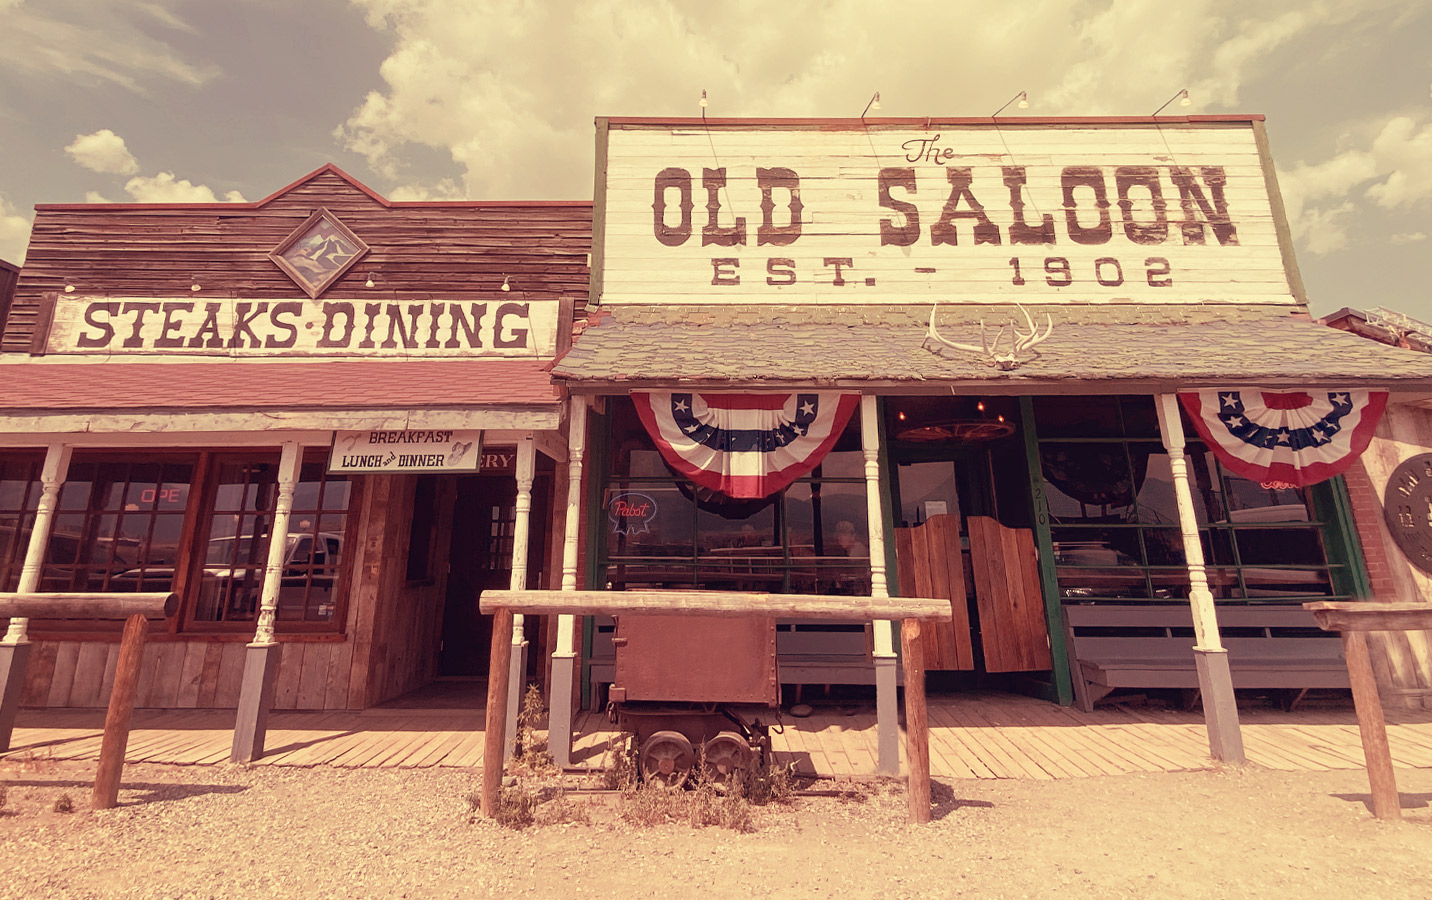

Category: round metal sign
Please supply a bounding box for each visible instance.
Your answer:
[1383,453,1432,575]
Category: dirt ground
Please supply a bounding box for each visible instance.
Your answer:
[2,754,1431,900]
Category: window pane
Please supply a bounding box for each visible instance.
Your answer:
[1234,526,1326,566]
[897,461,958,527]
[1057,567,1148,600]
[1033,395,1122,438]
[1141,528,1184,566]
[1119,396,1162,439]
[1042,443,1136,523]
[1241,567,1333,599]
[604,483,694,560]
[1224,475,1311,523]
[786,482,868,559]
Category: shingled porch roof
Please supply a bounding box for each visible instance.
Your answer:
[551,303,1432,393]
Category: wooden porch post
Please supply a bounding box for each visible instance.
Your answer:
[861,396,901,776]
[231,442,302,763]
[503,435,537,760]
[0,443,72,752]
[548,396,588,768]
[1155,394,1245,764]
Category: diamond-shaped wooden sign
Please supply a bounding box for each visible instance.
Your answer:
[268,208,369,299]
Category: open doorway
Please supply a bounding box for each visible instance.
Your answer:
[438,473,549,678]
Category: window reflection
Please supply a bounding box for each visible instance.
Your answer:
[1040,401,1341,605]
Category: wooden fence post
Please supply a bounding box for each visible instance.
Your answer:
[1343,630,1401,820]
[481,607,515,818]
[901,618,931,824]
[91,614,148,810]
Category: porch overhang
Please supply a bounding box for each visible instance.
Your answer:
[551,303,1432,396]
[0,357,565,437]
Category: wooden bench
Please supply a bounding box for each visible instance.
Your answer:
[1063,603,1349,712]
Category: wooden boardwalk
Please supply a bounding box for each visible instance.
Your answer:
[6,693,1432,778]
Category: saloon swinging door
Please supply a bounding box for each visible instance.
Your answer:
[888,398,1053,680]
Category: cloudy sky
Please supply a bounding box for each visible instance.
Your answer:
[1,0,1429,319]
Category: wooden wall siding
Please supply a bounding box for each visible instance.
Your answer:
[600,123,1293,306]
[894,515,974,670]
[0,259,18,337]
[4,169,592,352]
[342,473,455,709]
[966,516,1053,673]
[1346,405,1432,710]
[24,639,251,710]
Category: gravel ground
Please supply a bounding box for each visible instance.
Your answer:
[3,755,1432,900]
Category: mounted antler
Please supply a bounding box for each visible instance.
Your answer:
[924,303,1054,371]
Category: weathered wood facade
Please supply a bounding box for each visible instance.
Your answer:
[0,166,590,716]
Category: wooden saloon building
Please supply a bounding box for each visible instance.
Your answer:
[0,166,590,755]
[6,116,1432,777]
[535,113,1432,772]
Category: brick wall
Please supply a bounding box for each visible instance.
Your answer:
[1341,459,1401,600]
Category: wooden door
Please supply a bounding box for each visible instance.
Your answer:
[967,516,1052,672]
[894,514,974,670]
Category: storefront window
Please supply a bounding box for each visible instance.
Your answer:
[0,449,351,635]
[43,458,195,595]
[1035,395,1343,604]
[600,397,870,595]
[191,454,350,628]
[0,454,43,591]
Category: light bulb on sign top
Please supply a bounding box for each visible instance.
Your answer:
[501,276,511,292]
[992,91,1029,117]
[365,272,376,288]
[698,89,708,109]
[1152,89,1192,116]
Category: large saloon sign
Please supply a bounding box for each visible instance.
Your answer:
[596,117,1292,305]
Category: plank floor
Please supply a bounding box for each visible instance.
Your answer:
[7,693,1432,779]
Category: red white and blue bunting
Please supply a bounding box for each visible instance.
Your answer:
[1179,389,1388,488]
[632,392,860,499]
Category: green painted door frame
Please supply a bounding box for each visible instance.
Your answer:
[1019,396,1076,707]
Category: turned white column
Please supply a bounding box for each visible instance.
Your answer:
[0,443,72,752]
[860,395,900,775]
[232,441,301,762]
[1155,394,1244,764]
[503,435,537,759]
[251,442,302,647]
[548,396,588,768]
[4,444,72,643]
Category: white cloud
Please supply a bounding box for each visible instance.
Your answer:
[1391,232,1428,245]
[122,173,246,203]
[388,179,464,202]
[1278,112,1432,254]
[65,129,140,175]
[338,0,1409,201]
[0,1,214,92]
[0,195,31,265]
[61,129,246,204]
[1365,116,1432,210]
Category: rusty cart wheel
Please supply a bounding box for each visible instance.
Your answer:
[701,731,753,789]
[639,730,695,788]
